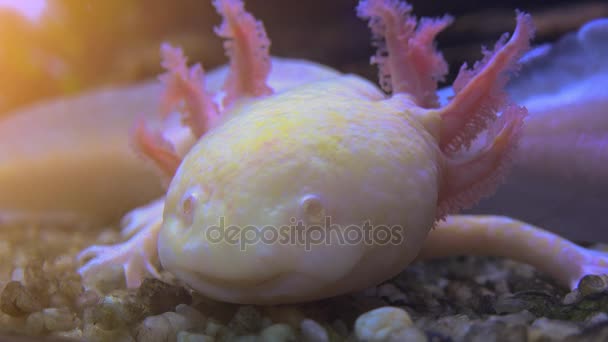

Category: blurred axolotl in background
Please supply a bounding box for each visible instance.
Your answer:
[0,0,607,304]
[446,17,608,241]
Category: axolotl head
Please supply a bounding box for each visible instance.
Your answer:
[137,0,534,304]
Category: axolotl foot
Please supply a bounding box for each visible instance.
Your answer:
[419,215,608,291]
[571,248,608,289]
[77,198,164,288]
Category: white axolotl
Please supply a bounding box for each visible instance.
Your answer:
[76,0,608,305]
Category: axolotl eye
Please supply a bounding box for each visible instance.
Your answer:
[178,186,201,227]
[298,194,326,224]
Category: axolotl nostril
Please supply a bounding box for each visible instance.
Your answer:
[77,0,608,305]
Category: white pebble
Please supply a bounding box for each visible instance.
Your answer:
[355,307,413,342]
[388,327,427,342]
[175,304,207,328]
[205,319,226,337]
[377,284,408,303]
[301,319,328,342]
[25,312,44,335]
[135,311,193,342]
[177,331,214,342]
[260,323,297,341]
[42,307,79,332]
[530,317,580,341]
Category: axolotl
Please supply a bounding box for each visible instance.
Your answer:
[76,0,608,305]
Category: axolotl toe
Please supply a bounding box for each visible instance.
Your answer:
[78,0,608,304]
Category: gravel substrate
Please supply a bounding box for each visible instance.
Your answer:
[2,222,608,342]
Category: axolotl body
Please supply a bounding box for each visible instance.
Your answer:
[77,0,608,304]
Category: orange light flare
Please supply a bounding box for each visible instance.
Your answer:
[0,0,58,115]
[0,0,47,21]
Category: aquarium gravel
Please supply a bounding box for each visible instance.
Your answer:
[2,222,608,342]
